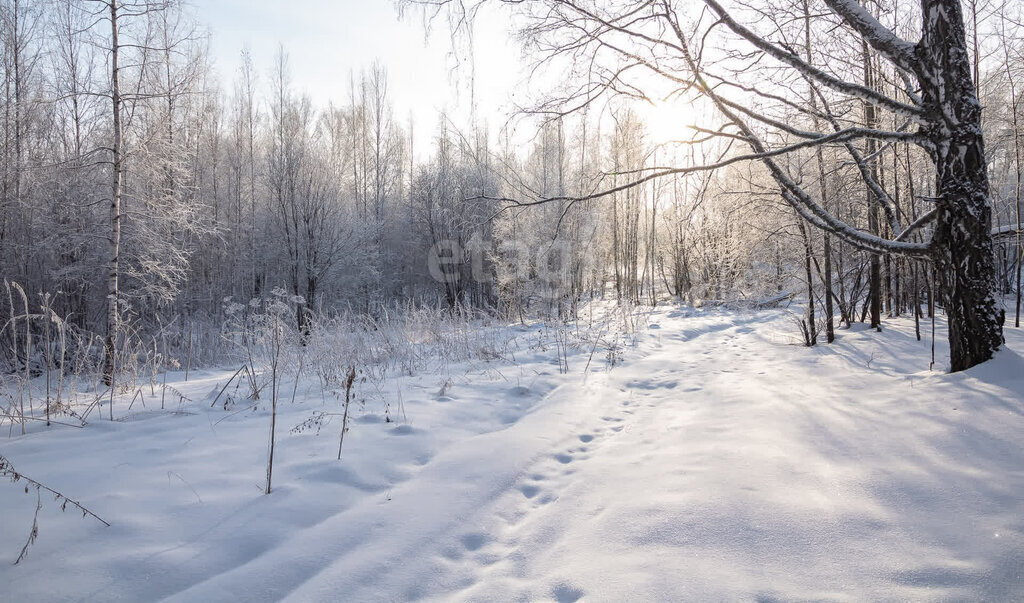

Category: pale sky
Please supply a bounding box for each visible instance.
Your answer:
[195,0,526,149]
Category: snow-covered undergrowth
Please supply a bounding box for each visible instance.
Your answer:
[2,304,1023,600]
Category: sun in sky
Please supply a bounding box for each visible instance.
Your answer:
[638,97,695,147]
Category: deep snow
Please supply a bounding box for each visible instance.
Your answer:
[2,306,1023,601]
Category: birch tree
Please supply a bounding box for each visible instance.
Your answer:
[86,0,208,383]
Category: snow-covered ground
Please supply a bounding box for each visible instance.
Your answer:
[2,305,1023,600]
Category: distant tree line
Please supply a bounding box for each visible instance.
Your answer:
[1,0,1022,372]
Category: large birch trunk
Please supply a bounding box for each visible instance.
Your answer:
[918,0,1003,371]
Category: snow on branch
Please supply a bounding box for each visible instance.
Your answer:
[822,0,919,73]
[475,125,922,210]
[809,84,910,234]
[895,208,938,242]
[701,0,926,122]
[659,4,932,257]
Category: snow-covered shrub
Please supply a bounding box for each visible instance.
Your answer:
[222,289,305,403]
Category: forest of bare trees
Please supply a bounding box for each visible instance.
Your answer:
[1,0,1023,374]
[6,3,1024,597]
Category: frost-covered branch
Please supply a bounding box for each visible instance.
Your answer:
[661,3,931,256]
[822,0,919,74]
[701,0,927,122]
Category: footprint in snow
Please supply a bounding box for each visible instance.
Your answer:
[627,380,678,391]
[578,434,594,443]
[552,584,585,603]
[439,547,464,561]
[388,425,417,436]
[460,532,488,551]
[554,453,574,464]
[519,484,540,499]
[508,385,533,397]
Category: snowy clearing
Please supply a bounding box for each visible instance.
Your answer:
[2,306,1023,601]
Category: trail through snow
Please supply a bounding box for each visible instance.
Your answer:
[2,307,1023,600]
